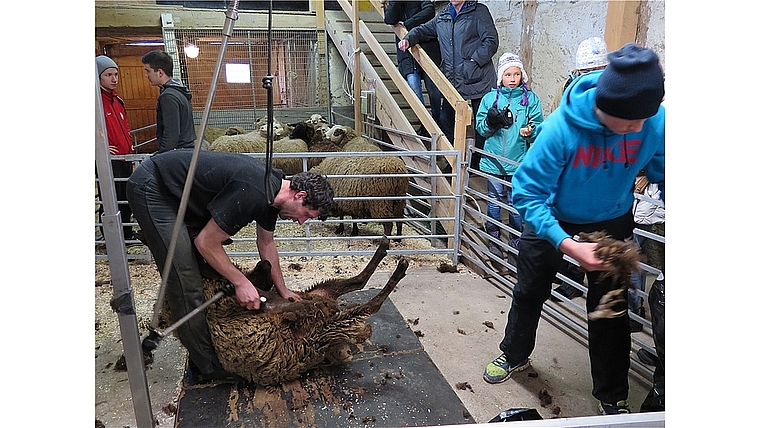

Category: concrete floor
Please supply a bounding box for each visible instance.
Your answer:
[95,262,655,427]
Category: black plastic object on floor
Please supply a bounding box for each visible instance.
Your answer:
[489,408,543,422]
[175,290,473,427]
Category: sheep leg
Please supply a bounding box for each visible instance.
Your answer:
[306,236,390,299]
[350,221,359,236]
[342,257,409,318]
[335,216,345,234]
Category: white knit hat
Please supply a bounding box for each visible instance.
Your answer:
[496,52,528,86]
[575,37,608,71]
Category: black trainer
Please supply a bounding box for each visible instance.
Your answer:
[598,400,630,415]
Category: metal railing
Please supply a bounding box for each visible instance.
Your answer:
[95,124,462,263]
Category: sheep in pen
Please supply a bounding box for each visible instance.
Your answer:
[191,236,407,386]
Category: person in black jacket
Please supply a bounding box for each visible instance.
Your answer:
[399,0,498,168]
[141,50,197,153]
[384,0,443,132]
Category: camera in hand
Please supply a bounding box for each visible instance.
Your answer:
[487,105,514,129]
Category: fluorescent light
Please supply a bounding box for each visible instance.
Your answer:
[125,41,165,46]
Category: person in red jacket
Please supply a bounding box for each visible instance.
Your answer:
[97,55,136,241]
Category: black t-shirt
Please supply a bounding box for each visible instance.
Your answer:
[150,149,283,235]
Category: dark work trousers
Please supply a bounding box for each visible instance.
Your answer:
[126,159,224,376]
[499,211,635,403]
[97,160,135,239]
[440,96,485,170]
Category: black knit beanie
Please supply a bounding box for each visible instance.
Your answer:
[595,43,664,120]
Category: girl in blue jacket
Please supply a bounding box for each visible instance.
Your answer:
[475,52,543,258]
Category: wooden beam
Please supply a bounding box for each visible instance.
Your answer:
[605,0,641,51]
[96,4,318,31]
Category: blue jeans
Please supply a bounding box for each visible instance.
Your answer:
[486,175,522,239]
[407,70,442,124]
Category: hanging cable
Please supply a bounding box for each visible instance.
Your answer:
[262,0,275,205]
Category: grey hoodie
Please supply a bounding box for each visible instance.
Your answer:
[156,78,196,153]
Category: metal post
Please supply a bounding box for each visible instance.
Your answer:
[95,63,155,428]
[151,0,241,331]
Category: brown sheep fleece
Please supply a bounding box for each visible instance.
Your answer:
[202,236,409,386]
[577,231,643,320]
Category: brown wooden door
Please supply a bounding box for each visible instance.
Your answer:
[112,55,160,153]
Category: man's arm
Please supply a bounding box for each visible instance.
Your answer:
[256,224,302,302]
[158,93,182,151]
[194,218,263,310]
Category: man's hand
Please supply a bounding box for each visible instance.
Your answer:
[398,39,410,52]
[278,288,302,302]
[558,238,608,272]
[234,282,262,310]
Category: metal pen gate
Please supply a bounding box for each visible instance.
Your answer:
[95,124,462,263]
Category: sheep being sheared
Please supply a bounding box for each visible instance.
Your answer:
[202,236,408,386]
[577,231,643,320]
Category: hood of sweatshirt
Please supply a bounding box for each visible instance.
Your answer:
[161,78,192,101]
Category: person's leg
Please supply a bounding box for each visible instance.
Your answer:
[111,159,135,240]
[406,71,425,105]
[439,98,455,145]
[127,165,225,376]
[563,214,635,408]
[499,229,562,362]
[640,274,665,411]
[485,176,505,257]
[504,175,522,241]
[421,70,442,124]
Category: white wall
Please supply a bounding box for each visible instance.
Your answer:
[482,0,665,117]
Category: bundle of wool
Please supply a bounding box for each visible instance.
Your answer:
[577,231,643,320]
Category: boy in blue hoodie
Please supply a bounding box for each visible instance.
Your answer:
[482,44,665,416]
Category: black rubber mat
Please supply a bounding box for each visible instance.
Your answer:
[175,290,473,427]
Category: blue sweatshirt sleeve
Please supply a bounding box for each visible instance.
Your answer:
[512,125,573,249]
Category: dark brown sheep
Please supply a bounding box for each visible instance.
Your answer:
[202,236,409,386]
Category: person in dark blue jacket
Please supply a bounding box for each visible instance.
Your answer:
[384,0,442,131]
[482,44,665,416]
[398,0,498,168]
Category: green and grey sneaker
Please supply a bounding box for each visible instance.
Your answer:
[598,400,630,415]
[483,353,530,384]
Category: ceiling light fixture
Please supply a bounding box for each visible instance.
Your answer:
[184,43,199,59]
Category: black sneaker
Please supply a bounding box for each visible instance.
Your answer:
[637,348,659,366]
[598,400,630,415]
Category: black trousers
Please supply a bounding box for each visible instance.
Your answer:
[439,97,485,170]
[499,211,636,403]
[97,160,135,239]
[126,159,224,375]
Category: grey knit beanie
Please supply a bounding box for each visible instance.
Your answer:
[96,55,118,76]
[595,43,664,120]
